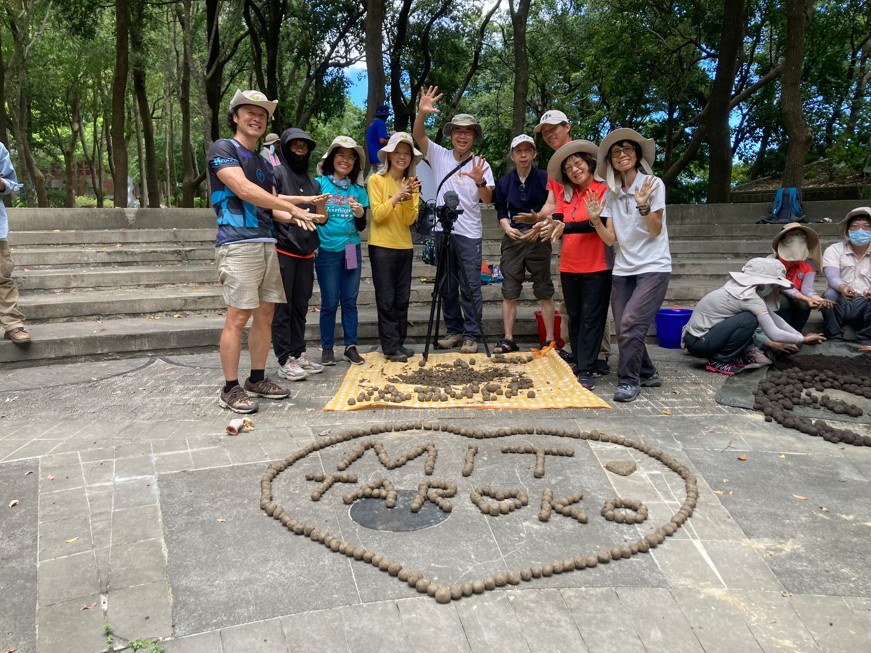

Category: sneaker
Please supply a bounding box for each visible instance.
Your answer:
[343,346,365,365]
[219,385,259,414]
[705,360,743,376]
[4,327,31,344]
[296,352,325,374]
[577,372,596,391]
[244,376,291,399]
[387,351,408,363]
[437,333,464,349]
[278,358,308,382]
[400,345,416,357]
[557,348,576,365]
[461,339,479,354]
[640,372,662,388]
[744,346,773,367]
[593,359,610,375]
[321,348,336,366]
[613,383,640,402]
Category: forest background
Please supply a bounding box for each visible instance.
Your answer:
[1,0,868,209]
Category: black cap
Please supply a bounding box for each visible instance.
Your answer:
[374,104,390,118]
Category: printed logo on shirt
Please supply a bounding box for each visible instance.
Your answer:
[257,168,265,182]
[212,156,238,166]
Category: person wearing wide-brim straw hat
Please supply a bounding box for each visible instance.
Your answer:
[540,140,614,391]
[314,135,370,366]
[766,222,831,332]
[366,132,423,362]
[820,206,871,342]
[261,133,281,166]
[412,86,495,354]
[684,258,826,376]
[587,128,671,402]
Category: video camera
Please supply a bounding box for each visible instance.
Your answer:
[422,190,464,234]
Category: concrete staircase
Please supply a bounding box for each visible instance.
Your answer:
[1,201,858,366]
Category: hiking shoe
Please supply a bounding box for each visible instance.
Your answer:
[278,358,308,382]
[594,359,610,375]
[557,348,576,365]
[461,339,479,354]
[437,333,464,349]
[296,352,324,374]
[577,372,596,391]
[244,376,290,399]
[744,346,773,367]
[387,351,408,363]
[219,385,259,414]
[400,345,416,357]
[343,346,365,365]
[613,383,640,403]
[705,360,743,376]
[321,348,336,366]
[4,327,31,344]
[640,372,662,388]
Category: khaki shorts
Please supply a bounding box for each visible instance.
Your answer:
[215,242,285,309]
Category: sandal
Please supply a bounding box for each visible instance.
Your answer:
[493,338,519,354]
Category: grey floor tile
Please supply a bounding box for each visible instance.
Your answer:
[37,551,100,606]
[701,540,783,591]
[38,486,89,523]
[651,539,725,589]
[108,539,166,589]
[36,593,105,653]
[221,618,288,652]
[190,446,233,469]
[113,476,159,510]
[114,454,156,480]
[154,451,194,474]
[340,601,412,653]
[282,609,350,653]
[737,590,822,652]
[111,504,163,546]
[455,592,529,653]
[397,597,471,653]
[788,594,871,652]
[506,589,589,652]
[671,588,764,653]
[107,581,173,641]
[615,587,704,652]
[82,459,115,486]
[38,512,93,561]
[560,587,646,653]
[163,631,224,653]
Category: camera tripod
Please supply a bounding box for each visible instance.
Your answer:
[422,225,490,360]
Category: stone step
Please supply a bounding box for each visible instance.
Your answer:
[14,265,218,291]
[12,245,215,268]
[8,228,215,247]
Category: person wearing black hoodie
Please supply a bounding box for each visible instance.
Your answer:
[271,128,329,381]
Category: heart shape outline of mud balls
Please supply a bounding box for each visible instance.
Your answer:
[259,422,699,604]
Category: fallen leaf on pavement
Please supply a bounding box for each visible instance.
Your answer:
[792,495,808,500]
[216,518,226,523]
[81,602,97,611]
[661,409,671,415]
[65,537,79,543]
[319,429,331,436]
[820,506,830,512]
[779,454,785,459]
[8,499,19,508]
[24,470,33,476]
[46,475,55,481]
[712,490,724,495]
[737,453,748,461]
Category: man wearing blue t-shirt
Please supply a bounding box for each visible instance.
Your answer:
[366,105,390,171]
[207,89,322,414]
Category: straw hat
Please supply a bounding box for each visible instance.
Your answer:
[229,89,278,118]
[376,132,423,177]
[442,114,483,140]
[770,222,821,270]
[316,135,366,185]
[839,206,871,238]
[546,140,598,202]
[729,258,792,288]
[264,133,280,146]
[595,128,655,194]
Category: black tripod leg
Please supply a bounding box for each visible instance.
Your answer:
[423,234,451,360]
[450,237,490,357]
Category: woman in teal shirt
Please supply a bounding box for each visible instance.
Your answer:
[315,135,369,365]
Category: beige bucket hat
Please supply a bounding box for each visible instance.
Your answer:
[770,222,821,270]
[263,133,280,146]
[839,206,871,239]
[376,132,424,176]
[729,258,792,288]
[229,89,278,118]
[442,114,483,140]
[316,135,367,186]
[595,128,656,194]
[546,140,599,202]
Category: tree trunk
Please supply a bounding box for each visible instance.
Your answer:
[133,99,147,206]
[365,0,386,123]
[63,95,81,207]
[508,0,531,139]
[129,0,161,207]
[749,127,770,180]
[389,0,414,132]
[0,29,8,147]
[780,0,814,188]
[112,0,130,207]
[706,0,747,204]
[205,0,224,143]
[177,0,199,207]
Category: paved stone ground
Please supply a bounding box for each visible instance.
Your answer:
[1,343,869,653]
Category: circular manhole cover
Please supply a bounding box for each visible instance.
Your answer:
[349,489,451,531]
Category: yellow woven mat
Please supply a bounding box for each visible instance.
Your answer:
[323,348,611,411]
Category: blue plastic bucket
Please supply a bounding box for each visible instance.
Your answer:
[655,308,692,349]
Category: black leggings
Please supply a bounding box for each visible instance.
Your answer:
[684,311,758,362]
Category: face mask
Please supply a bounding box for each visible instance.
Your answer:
[268,145,275,153]
[287,151,310,174]
[757,285,774,298]
[848,229,871,246]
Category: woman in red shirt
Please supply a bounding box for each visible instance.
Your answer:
[543,140,614,390]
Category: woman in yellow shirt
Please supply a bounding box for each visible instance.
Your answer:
[366,132,422,362]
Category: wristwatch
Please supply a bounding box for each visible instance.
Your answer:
[637,205,651,216]
[476,181,487,188]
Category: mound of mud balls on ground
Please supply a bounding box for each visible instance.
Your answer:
[753,355,871,446]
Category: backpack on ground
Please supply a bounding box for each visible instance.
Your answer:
[759,187,805,224]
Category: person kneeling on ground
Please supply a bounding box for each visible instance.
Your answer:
[821,207,871,344]
[684,258,825,375]
[492,134,553,354]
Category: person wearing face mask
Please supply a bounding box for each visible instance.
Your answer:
[270,127,331,382]
[684,258,825,375]
[821,207,871,343]
[261,133,281,167]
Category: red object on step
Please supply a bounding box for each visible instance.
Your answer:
[535,310,565,349]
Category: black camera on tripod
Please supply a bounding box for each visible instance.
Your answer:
[421,190,464,234]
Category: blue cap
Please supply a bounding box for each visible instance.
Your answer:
[374,104,390,118]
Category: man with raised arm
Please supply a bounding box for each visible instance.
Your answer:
[412,86,495,354]
[208,89,324,414]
